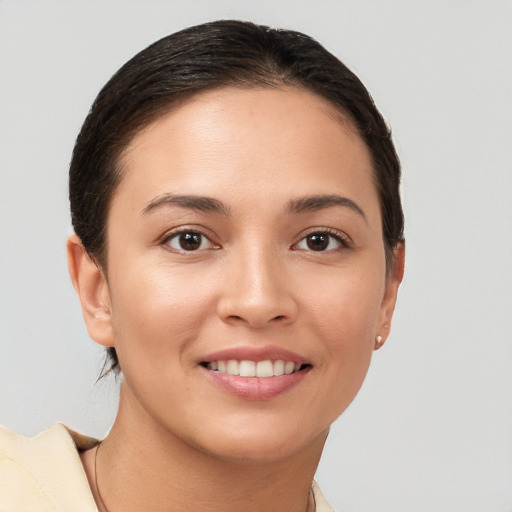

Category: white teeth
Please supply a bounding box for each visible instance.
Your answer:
[206,359,304,377]
[239,360,256,377]
[284,361,295,375]
[226,360,239,375]
[273,360,285,376]
[256,360,273,378]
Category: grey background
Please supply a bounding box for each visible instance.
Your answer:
[1,1,511,510]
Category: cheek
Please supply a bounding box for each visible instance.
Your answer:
[305,263,384,343]
[107,261,217,371]
[301,264,384,404]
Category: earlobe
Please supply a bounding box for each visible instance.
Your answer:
[375,243,405,350]
[66,235,114,348]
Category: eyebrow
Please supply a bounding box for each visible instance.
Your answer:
[141,192,366,221]
[286,194,367,221]
[141,194,231,216]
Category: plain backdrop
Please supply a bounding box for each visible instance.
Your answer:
[1,1,511,510]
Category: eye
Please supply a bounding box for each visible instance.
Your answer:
[294,231,349,252]
[164,230,218,252]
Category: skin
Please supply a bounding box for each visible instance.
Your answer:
[68,86,404,512]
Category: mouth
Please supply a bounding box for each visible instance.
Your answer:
[200,359,311,377]
[198,346,312,399]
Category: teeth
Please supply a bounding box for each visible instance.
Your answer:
[206,359,303,377]
[227,360,239,375]
[274,360,284,376]
[256,360,273,378]
[284,361,295,375]
[239,360,256,377]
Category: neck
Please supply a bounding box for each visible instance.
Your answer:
[88,384,326,512]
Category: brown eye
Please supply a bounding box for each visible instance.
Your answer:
[179,232,202,250]
[165,231,217,252]
[306,233,329,251]
[295,231,347,252]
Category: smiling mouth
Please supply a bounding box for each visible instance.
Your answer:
[200,360,311,377]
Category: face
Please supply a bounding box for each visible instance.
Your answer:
[85,87,401,461]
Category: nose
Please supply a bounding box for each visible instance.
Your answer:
[216,243,298,329]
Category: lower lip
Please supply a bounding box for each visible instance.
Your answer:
[201,366,311,401]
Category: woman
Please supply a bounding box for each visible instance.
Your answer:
[0,20,404,511]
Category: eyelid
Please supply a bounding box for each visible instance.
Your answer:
[292,227,353,250]
[159,225,220,251]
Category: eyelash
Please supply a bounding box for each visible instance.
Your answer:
[292,228,352,253]
[160,227,219,253]
[159,227,352,253]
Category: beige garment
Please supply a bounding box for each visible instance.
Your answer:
[0,424,335,512]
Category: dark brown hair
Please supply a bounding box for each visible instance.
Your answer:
[69,20,404,375]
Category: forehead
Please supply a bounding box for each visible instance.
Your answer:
[116,86,379,220]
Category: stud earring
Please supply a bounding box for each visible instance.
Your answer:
[375,335,383,348]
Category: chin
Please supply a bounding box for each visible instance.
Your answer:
[186,418,330,464]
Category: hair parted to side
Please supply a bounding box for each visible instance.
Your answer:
[69,20,405,376]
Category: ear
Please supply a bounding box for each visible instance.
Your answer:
[375,243,405,350]
[67,235,114,348]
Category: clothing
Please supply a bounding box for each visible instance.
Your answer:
[0,424,335,511]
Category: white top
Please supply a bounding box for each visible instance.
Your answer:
[0,424,335,511]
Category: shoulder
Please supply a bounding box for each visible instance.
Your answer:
[0,424,99,511]
[312,480,338,512]
[0,423,99,460]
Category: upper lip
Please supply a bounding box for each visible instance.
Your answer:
[199,345,308,365]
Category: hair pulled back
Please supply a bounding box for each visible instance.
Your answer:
[69,20,404,375]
